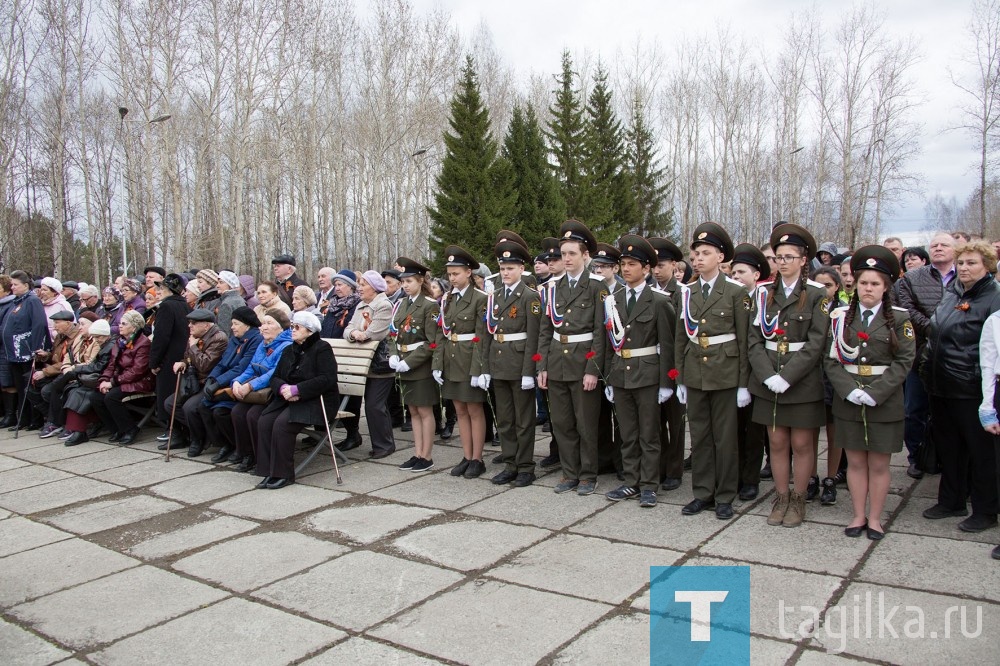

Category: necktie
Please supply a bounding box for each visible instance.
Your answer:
[505,288,512,301]
[569,278,577,289]
[702,282,710,300]
[862,309,873,329]
[454,292,461,303]
[627,289,637,315]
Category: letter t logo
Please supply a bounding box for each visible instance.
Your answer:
[675,590,729,641]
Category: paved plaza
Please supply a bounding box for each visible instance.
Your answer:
[0,420,997,665]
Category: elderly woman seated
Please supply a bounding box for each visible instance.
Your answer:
[89,310,155,445]
[252,311,338,489]
[291,285,321,316]
[60,319,116,445]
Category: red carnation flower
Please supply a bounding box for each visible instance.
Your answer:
[774,328,785,336]
[532,353,542,363]
[857,332,869,341]
[389,331,398,337]
[957,302,971,312]
[472,336,480,343]
[668,368,679,381]
[429,342,437,349]
[585,350,597,360]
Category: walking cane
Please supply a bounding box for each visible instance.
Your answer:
[14,357,38,441]
[319,395,343,485]
[164,369,183,462]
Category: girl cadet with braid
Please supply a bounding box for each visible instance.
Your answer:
[748,223,830,528]
[388,259,442,473]
[824,246,914,540]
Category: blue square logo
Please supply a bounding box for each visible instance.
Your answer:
[650,566,750,665]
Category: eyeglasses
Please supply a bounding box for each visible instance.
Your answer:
[764,255,777,263]
[774,255,803,263]
[290,324,305,330]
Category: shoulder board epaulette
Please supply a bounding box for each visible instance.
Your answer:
[892,305,908,312]
[650,285,667,294]
[831,305,849,315]
[725,276,744,287]
[756,279,775,287]
[685,278,699,286]
[474,288,487,296]
[805,279,824,289]
[423,296,438,305]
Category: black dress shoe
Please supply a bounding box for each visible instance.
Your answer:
[24,421,42,431]
[958,514,998,533]
[491,470,518,485]
[211,447,233,463]
[157,442,169,451]
[759,461,772,479]
[681,498,714,516]
[236,456,256,472]
[400,420,413,433]
[107,431,122,442]
[439,424,453,440]
[450,458,471,476]
[64,431,89,446]
[255,477,273,489]
[660,477,681,492]
[715,503,734,520]
[369,449,395,460]
[867,526,885,541]
[492,454,504,465]
[266,477,293,489]
[738,484,759,501]
[539,454,560,468]
[844,521,868,538]
[906,463,924,479]
[117,428,140,446]
[336,435,362,451]
[992,545,1000,560]
[187,442,205,457]
[922,504,968,520]
[512,472,536,487]
[226,450,242,464]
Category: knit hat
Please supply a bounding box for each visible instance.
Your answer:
[103,286,121,300]
[121,310,145,331]
[121,278,142,294]
[41,277,62,293]
[291,311,322,333]
[231,306,261,328]
[332,269,358,289]
[89,320,111,336]
[197,269,220,285]
[361,270,387,293]
[218,270,240,289]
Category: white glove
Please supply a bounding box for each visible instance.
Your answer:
[480,374,491,390]
[604,386,614,403]
[764,375,790,394]
[658,387,674,404]
[846,388,866,405]
[471,376,480,388]
[737,388,751,408]
[676,385,687,405]
[395,360,410,374]
[388,355,400,371]
[432,370,444,385]
[521,376,535,390]
[858,390,877,407]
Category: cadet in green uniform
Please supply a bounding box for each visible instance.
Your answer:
[484,241,542,487]
[749,224,830,528]
[435,245,490,479]
[537,220,608,496]
[537,237,564,468]
[591,242,624,479]
[824,246,914,540]
[675,223,750,520]
[603,236,676,507]
[389,258,443,473]
[649,236,686,491]
[729,243,771,501]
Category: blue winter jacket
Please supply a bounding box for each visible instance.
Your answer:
[1,292,49,362]
[232,328,293,391]
[204,327,264,408]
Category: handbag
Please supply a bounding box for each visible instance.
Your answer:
[370,338,392,374]
[176,366,201,403]
[77,372,102,389]
[915,415,941,475]
[239,388,273,405]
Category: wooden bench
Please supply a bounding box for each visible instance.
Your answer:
[122,392,159,429]
[294,338,379,476]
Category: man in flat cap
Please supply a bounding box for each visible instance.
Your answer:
[537,220,608,496]
[30,310,82,437]
[272,254,308,307]
[675,222,751,520]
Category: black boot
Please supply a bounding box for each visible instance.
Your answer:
[0,393,16,428]
[117,427,141,446]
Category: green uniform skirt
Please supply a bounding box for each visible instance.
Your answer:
[401,378,440,407]
[834,418,904,454]
[752,397,826,429]
[442,379,486,403]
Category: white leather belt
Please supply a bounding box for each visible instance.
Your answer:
[552,332,595,344]
[493,332,528,343]
[765,340,806,352]
[616,345,657,359]
[399,342,424,353]
[448,333,476,342]
[845,364,888,376]
[690,333,735,348]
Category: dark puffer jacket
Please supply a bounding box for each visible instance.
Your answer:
[896,265,952,346]
[921,274,1000,400]
[263,332,339,426]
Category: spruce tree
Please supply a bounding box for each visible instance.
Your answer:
[500,105,566,251]
[428,56,515,274]
[626,97,674,238]
[545,51,587,220]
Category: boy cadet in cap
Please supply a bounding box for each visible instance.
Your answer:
[648,237,688,491]
[730,243,772,501]
[492,230,538,290]
[603,236,677,507]
[676,222,751,520]
[537,219,609,496]
[484,240,542,487]
[271,254,308,307]
[749,223,830,528]
[590,242,625,479]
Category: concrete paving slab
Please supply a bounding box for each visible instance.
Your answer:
[0,453,30,472]
[149,469,258,505]
[0,465,74,493]
[461,483,609,530]
[857,532,1000,602]
[128,515,259,559]
[701,515,872,577]
[0,539,138,607]
[889,495,999,544]
[0,477,124,514]
[0,436,57,453]
[10,565,228,649]
[488,533,681,604]
[48,448,161,475]
[810,582,1000,663]
[210,484,350,521]
[299,460,417,493]
[553,612,649,663]
[795,648,873,664]
[0,508,10,519]
[9,440,110,463]
[253,550,463,630]
[391,518,550,571]
[0,617,71,665]
[371,470,509,510]
[173,531,347,592]
[751,636,799,663]
[301,638,441,665]
[306,501,441,545]
[570,499,731,551]
[90,597,343,666]
[44,495,184,535]
[911,473,941,499]
[0,517,73,557]
[89,458,207,488]
[370,579,611,665]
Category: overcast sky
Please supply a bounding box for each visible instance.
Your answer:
[409,0,982,238]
